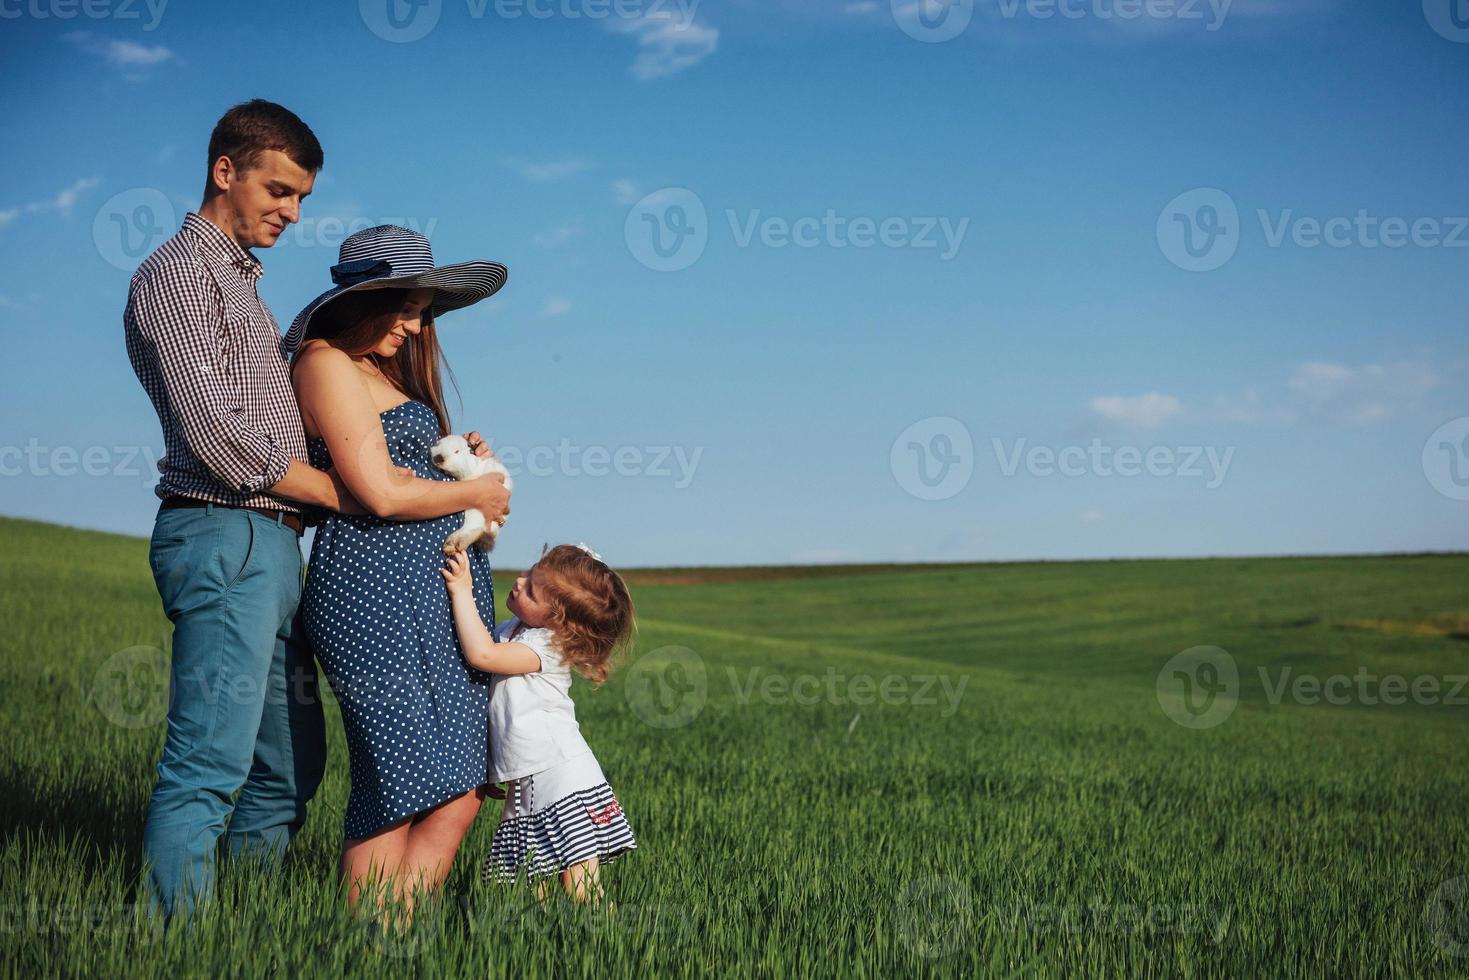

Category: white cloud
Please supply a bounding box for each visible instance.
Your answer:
[108,40,174,66]
[1081,509,1103,524]
[1205,388,1297,426]
[507,158,592,182]
[541,296,573,318]
[607,9,719,81]
[49,177,101,214]
[64,32,174,73]
[612,178,640,205]
[533,220,584,249]
[1,177,102,229]
[1287,360,1439,424]
[1089,392,1182,429]
[1192,358,1445,429]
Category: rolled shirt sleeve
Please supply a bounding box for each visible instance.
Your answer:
[127,269,292,496]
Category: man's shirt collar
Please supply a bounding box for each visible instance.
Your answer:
[182,211,264,281]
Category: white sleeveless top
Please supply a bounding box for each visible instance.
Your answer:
[487,617,594,782]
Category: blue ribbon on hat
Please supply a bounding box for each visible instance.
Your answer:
[330,258,394,287]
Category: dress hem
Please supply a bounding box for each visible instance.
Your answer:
[344,776,494,841]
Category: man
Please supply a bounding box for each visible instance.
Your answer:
[124,99,511,919]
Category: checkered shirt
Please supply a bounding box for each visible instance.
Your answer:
[123,211,308,512]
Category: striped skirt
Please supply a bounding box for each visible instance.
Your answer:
[482,753,637,883]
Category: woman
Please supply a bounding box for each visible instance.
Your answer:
[283,224,511,910]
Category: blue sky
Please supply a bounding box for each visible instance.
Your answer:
[0,0,1466,568]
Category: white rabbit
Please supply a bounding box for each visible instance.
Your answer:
[429,434,513,554]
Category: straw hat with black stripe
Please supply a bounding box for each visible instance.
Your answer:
[281,224,507,358]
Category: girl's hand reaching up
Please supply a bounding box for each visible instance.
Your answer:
[440,552,542,675]
[441,550,473,596]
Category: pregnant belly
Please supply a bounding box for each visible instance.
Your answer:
[302,512,490,671]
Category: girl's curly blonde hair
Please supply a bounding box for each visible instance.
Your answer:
[534,544,635,684]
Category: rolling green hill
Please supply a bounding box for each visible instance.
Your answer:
[2,515,1467,977]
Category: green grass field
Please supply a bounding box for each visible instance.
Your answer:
[2,514,1468,977]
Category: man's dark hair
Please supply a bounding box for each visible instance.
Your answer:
[203,99,323,199]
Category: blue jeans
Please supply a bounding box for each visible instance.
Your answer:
[142,503,327,920]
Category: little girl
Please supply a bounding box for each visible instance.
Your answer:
[440,543,636,900]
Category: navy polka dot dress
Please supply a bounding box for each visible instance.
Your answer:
[303,400,496,840]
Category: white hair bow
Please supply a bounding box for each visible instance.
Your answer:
[574,542,604,563]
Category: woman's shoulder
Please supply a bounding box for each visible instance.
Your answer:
[292,339,353,372]
[291,340,357,391]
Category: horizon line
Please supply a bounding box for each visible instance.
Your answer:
[1,513,1461,573]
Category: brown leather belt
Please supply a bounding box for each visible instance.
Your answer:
[161,496,305,535]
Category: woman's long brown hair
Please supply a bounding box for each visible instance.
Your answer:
[292,287,459,435]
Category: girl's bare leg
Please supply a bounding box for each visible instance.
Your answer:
[561,857,602,903]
